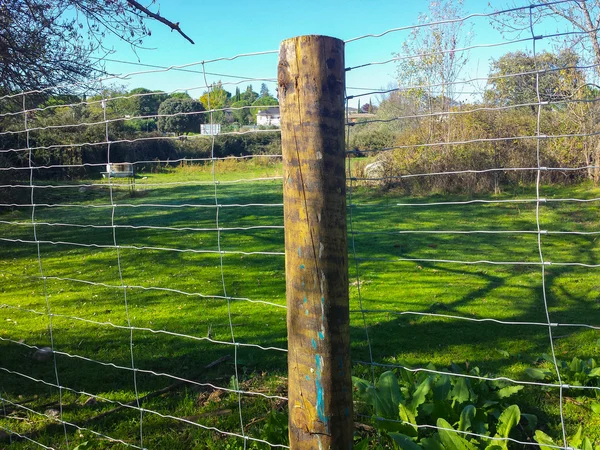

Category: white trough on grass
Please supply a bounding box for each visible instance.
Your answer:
[102,163,134,179]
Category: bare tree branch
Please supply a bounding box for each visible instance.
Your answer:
[126,0,195,45]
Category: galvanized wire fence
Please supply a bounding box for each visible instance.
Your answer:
[345,1,600,449]
[1,0,599,448]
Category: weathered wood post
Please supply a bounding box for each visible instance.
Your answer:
[278,35,353,449]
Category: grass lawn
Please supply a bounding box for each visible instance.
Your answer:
[1,159,599,448]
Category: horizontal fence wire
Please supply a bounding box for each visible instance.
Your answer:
[1,273,287,307]
[2,0,599,447]
[344,0,599,447]
[0,49,279,101]
[0,368,289,449]
[1,41,288,449]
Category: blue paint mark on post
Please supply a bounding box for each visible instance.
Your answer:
[318,331,324,340]
[315,354,329,430]
[298,247,302,257]
[299,264,305,269]
[311,338,317,349]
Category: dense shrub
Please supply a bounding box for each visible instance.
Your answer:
[360,107,592,194]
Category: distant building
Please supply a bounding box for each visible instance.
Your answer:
[256,107,280,127]
[201,124,221,135]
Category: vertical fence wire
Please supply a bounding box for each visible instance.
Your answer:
[24,92,70,449]
[529,5,568,447]
[101,83,144,448]
[2,2,600,447]
[201,61,247,447]
[345,92,376,387]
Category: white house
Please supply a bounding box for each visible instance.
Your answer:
[256,107,280,127]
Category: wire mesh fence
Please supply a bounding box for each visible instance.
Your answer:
[1,0,600,448]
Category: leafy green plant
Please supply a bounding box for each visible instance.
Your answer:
[535,426,600,450]
[254,410,288,449]
[526,354,600,389]
[353,363,535,449]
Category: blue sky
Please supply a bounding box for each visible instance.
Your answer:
[97,0,563,107]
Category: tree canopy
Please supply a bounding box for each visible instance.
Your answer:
[485,50,582,107]
[157,97,205,134]
[0,0,191,94]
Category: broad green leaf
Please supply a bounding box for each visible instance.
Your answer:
[420,402,435,417]
[437,418,478,450]
[375,371,403,419]
[591,402,600,414]
[472,412,489,436]
[398,403,419,437]
[525,368,551,380]
[569,426,583,447]
[496,405,520,439]
[570,357,584,374]
[582,437,594,450]
[380,403,420,436]
[399,367,415,385]
[421,437,445,450]
[484,446,503,450]
[521,413,538,431]
[409,376,432,414]
[400,403,417,425]
[433,375,451,402]
[541,353,555,364]
[388,432,421,450]
[458,405,476,432]
[588,367,600,377]
[494,385,523,399]
[352,377,373,404]
[450,377,470,404]
[535,430,558,450]
[482,400,499,409]
[450,362,464,373]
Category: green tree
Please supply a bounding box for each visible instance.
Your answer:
[485,50,582,108]
[199,82,231,123]
[260,83,270,98]
[240,85,259,103]
[231,100,252,125]
[169,92,192,100]
[127,88,168,117]
[157,97,205,134]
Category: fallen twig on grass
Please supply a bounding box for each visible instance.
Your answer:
[85,355,232,423]
[0,355,231,443]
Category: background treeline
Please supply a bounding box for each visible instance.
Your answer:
[350,49,600,194]
[2,50,599,197]
[0,83,280,183]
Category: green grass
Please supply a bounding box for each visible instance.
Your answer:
[1,161,600,448]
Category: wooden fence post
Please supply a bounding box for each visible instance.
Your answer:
[278,35,353,449]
